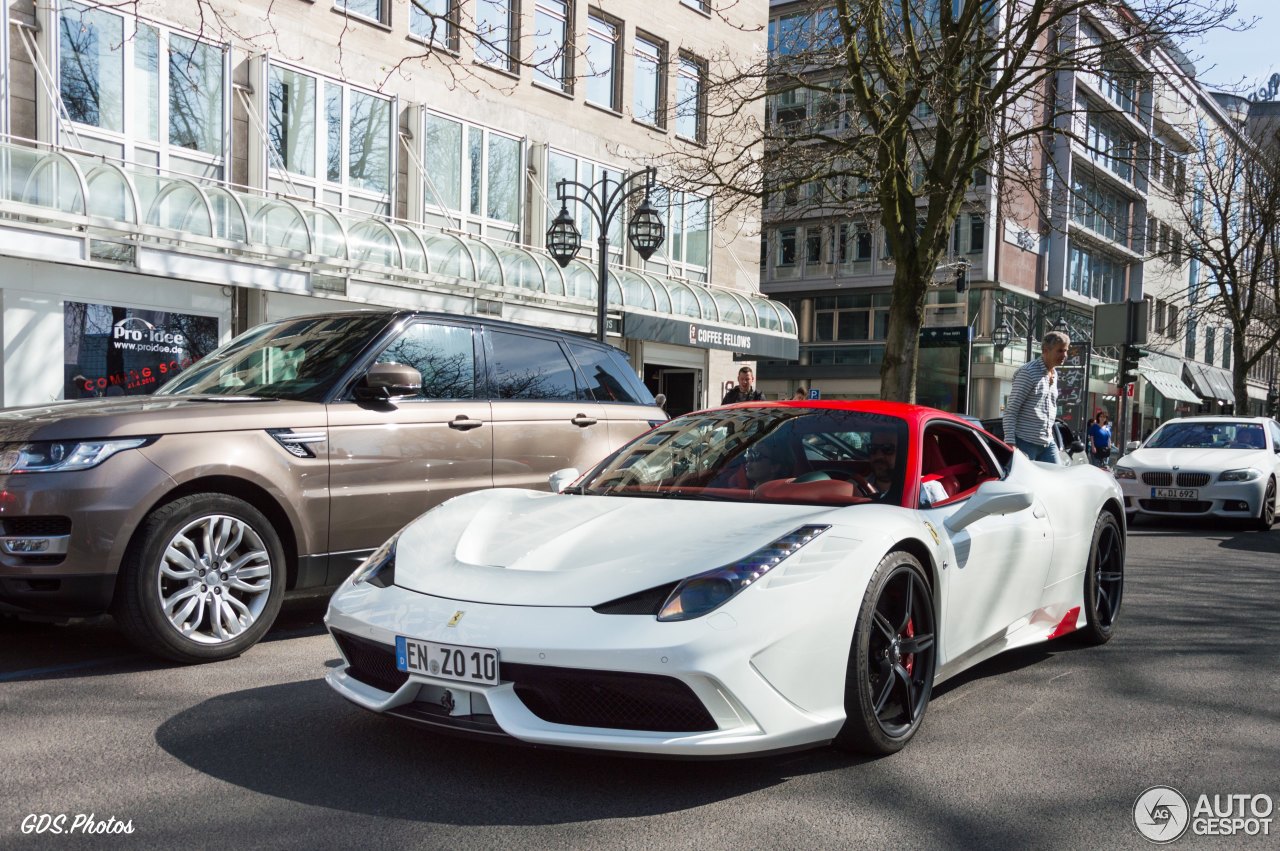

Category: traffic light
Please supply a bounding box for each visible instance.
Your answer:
[1267,390,1279,419]
[1119,344,1142,386]
[954,266,968,293]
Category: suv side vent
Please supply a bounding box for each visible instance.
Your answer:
[267,428,326,458]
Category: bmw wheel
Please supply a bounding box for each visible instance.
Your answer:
[115,494,286,663]
[835,550,936,755]
[1076,511,1124,646]
[1253,478,1276,532]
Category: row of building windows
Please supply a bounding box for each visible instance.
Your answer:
[1071,174,1130,246]
[764,214,985,272]
[1066,243,1126,303]
[49,1,712,279]
[1184,319,1233,369]
[1146,214,1185,264]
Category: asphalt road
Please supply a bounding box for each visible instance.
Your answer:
[1,519,1276,850]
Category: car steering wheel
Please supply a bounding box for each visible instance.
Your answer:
[794,469,877,498]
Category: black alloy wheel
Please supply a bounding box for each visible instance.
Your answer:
[1077,511,1124,645]
[836,551,937,755]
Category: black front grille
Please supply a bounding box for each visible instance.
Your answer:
[1177,473,1211,487]
[1142,472,1172,486]
[504,663,716,733]
[1139,499,1212,513]
[331,630,409,693]
[1,516,72,536]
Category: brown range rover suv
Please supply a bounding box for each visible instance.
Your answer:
[0,310,664,662]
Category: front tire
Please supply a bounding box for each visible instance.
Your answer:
[114,494,286,663]
[1076,511,1124,646]
[1253,478,1276,531]
[835,551,936,755]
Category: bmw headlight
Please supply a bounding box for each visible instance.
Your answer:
[350,532,399,587]
[0,439,149,474]
[1219,468,1262,482]
[657,525,828,622]
[1113,465,1136,480]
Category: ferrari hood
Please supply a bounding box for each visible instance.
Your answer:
[1122,447,1266,470]
[392,489,851,606]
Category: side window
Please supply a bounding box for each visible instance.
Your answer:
[920,424,1001,506]
[376,322,476,399]
[1269,422,1280,450]
[487,332,579,400]
[567,344,641,403]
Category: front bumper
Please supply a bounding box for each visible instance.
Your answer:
[1118,476,1266,519]
[324,581,849,757]
[0,452,175,614]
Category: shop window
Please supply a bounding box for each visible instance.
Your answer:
[546,148,622,264]
[422,111,522,241]
[643,186,710,282]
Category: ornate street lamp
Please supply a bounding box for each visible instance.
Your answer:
[546,167,666,342]
[992,320,1013,349]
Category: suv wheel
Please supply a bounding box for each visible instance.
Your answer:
[114,494,285,663]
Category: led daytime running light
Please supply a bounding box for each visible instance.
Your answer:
[657,524,830,621]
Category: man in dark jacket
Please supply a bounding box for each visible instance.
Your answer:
[722,366,764,404]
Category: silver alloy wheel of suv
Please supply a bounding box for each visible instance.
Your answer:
[114,494,286,663]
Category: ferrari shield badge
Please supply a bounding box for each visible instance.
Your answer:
[922,521,940,545]
[447,610,465,627]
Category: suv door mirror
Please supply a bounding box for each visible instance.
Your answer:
[355,362,423,401]
[943,481,1034,533]
[548,468,581,493]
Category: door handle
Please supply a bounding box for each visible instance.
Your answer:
[571,414,598,427]
[448,415,484,431]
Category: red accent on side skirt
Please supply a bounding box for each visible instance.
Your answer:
[1048,607,1081,639]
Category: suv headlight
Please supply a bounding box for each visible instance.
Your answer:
[0,439,148,474]
[1113,465,1136,480]
[1219,468,1262,482]
[657,525,828,621]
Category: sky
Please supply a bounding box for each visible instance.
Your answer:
[1188,0,1280,95]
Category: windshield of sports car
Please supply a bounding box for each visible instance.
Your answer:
[1146,421,1267,450]
[156,314,389,402]
[579,408,909,506]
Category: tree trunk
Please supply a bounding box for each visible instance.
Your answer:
[879,260,928,402]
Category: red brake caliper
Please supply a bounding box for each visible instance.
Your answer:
[903,618,915,677]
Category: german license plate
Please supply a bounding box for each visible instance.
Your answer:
[1152,487,1198,499]
[395,636,499,685]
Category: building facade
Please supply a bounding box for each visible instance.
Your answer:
[757,0,1272,438]
[0,0,794,413]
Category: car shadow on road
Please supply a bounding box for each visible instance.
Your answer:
[1128,516,1280,554]
[155,677,873,824]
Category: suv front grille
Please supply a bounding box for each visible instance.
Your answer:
[331,630,409,693]
[504,663,716,733]
[1,517,72,536]
[1177,473,1211,487]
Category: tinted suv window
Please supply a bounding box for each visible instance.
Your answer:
[487,331,579,400]
[567,343,642,403]
[377,322,476,399]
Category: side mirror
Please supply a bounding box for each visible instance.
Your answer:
[1126,440,1140,452]
[1069,439,1086,456]
[943,481,1035,533]
[548,468,581,493]
[355,362,422,401]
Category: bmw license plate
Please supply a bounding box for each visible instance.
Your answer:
[1152,487,1198,499]
[395,636,499,685]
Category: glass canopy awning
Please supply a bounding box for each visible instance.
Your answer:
[0,138,797,354]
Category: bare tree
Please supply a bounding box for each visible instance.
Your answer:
[657,0,1235,402]
[1154,112,1280,410]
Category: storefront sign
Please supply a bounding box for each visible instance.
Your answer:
[64,302,220,398]
[919,326,971,348]
[623,312,799,360]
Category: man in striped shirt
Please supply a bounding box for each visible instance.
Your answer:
[1003,331,1071,463]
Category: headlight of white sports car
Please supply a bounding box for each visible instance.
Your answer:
[657,525,828,621]
[1113,465,1136,480]
[350,532,400,587]
[1218,468,1262,482]
[0,438,148,473]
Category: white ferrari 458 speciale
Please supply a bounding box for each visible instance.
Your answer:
[326,401,1126,756]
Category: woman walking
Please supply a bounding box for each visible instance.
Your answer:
[1087,411,1113,469]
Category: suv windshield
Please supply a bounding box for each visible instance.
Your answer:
[1147,421,1266,450]
[156,314,389,402]
[580,407,909,506]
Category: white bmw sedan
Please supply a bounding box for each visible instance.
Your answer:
[1114,416,1280,530]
